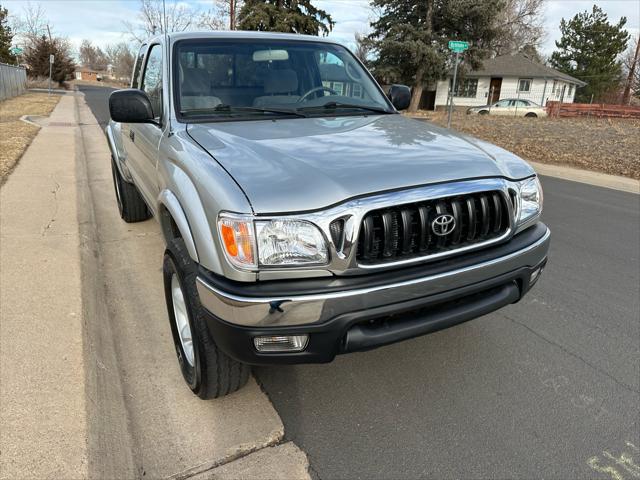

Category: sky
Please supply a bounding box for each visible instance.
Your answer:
[4,0,640,57]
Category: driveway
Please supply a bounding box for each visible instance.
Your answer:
[80,85,640,480]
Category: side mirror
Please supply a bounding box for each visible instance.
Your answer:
[109,89,155,123]
[388,84,411,111]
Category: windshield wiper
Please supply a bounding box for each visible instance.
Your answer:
[181,104,307,118]
[297,101,393,115]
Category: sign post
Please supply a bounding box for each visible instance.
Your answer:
[447,40,469,128]
[48,54,54,96]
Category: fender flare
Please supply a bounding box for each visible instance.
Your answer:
[158,189,199,263]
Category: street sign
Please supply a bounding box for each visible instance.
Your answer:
[10,47,23,55]
[446,41,469,128]
[49,54,55,64]
[448,40,469,53]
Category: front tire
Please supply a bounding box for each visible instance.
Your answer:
[163,238,250,399]
[525,112,538,118]
[111,157,150,223]
[479,110,489,115]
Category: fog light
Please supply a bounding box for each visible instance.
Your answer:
[529,267,543,286]
[254,335,309,353]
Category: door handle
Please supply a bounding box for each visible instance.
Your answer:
[129,130,135,142]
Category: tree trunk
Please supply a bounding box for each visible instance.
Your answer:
[622,39,639,105]
[408,83,424,112]
[406,1,433,113]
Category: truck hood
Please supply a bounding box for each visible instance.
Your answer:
[187,114,535,214]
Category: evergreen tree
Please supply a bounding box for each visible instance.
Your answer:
[368,0,503,112]
[550,5,629,102]
[0,3,16,64]
[238,0,334,36]
[24,35,75,84]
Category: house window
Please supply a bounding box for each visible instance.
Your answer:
[568,84,573,96]
[552,80,558,94]
[451,78,478,98]
[518,78,532,92]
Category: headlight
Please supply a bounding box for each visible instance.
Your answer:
[255,219,328,266]
[518,177,543,224]
[217,215,328,269]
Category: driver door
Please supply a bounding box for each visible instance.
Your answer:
[128,43,164,207]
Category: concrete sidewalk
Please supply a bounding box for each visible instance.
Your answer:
[1,91,310,479]
[1,93,87,478]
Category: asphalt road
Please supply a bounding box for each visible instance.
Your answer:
[80,85,640,480]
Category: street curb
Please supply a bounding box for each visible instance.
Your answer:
[74,92,138,479]
[530,161,639,194]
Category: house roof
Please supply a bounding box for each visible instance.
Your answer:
[459,53,587,86]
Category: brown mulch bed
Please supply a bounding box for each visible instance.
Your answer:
[411,111,640,180]
[0,92,61,184]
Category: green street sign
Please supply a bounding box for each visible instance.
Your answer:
[9,47,23,55]
[448,40,469,53]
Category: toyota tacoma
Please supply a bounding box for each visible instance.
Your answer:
[106,32,550,399]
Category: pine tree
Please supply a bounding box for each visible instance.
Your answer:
[0,3,16,64]
[23,35,75,84]
[368,0,502,112]
[238,0,334,36]
[550,5,629,102]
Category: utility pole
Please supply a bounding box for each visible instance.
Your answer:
[622,38,639,105]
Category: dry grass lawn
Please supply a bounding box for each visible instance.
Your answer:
[0,92,61,183]
[413,111,640,180]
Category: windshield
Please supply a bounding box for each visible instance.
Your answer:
[174,39,393,120]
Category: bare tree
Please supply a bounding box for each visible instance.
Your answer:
[11,2,50,48]
[492,0,546,57]
[79,39,109,71]
[105,42,136,83]
[354,32,372,63]
[124,0,202,43]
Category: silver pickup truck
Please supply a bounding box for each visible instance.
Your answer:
[106,31,550,399]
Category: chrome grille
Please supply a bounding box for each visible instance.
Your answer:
[356,191,510,265]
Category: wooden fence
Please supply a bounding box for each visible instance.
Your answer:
[546,101,640,119]
[0,63,27,101]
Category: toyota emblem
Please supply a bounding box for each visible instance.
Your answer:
[432,214,456,236]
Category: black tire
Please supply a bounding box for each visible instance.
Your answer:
[163,237,250,399]
[525,112,537,118]
[479,110,489,115]
[111,158,150,223]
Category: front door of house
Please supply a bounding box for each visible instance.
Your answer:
[489,78,502,103]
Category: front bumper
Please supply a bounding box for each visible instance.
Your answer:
[196,223,550,365]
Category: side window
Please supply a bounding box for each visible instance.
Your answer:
[141,44,163,120]
[495,99,510,107]
[318,51,363,99]
[132,44,147,88]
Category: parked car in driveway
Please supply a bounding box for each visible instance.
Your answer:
[467,99,548,117]
[106,31,550,399]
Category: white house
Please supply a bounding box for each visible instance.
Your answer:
[429,53,586,109]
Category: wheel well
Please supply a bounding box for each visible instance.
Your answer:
[160,206,182,241]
